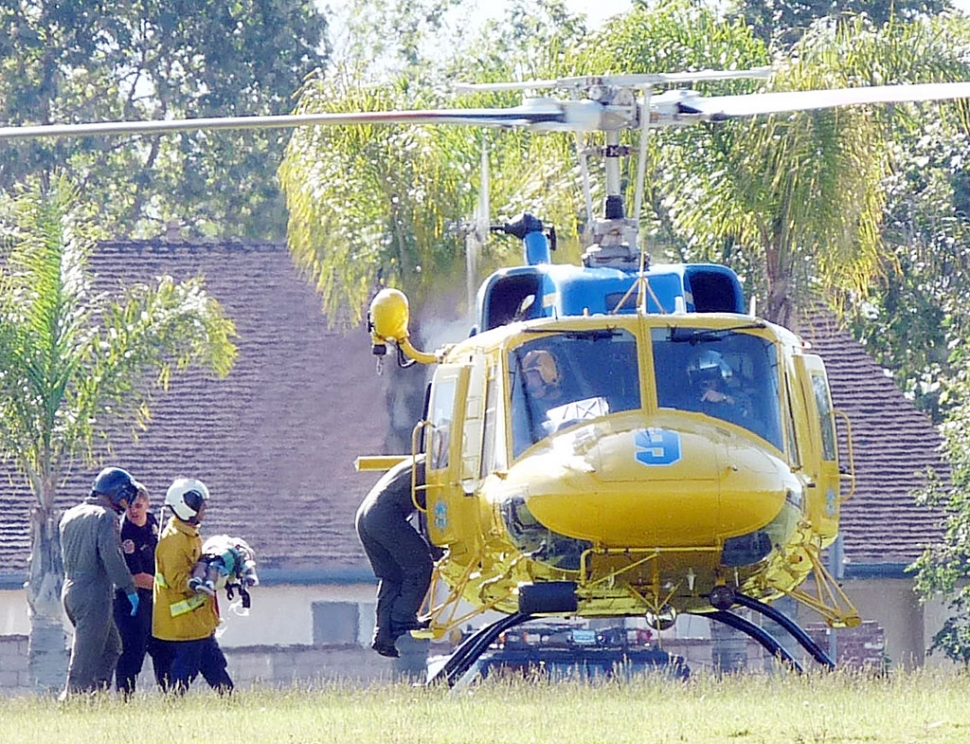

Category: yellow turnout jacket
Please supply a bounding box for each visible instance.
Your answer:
[152,516,219,641]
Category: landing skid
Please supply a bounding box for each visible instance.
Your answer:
[704,610,803,672]
[701,593,835,671]
[426,613,535,687]
[426,593,834,685]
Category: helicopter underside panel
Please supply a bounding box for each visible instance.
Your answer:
[432,501,805,622]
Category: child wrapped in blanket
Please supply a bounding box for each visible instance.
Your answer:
[188,535,259,608]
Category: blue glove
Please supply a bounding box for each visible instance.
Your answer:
[127,591,140,616]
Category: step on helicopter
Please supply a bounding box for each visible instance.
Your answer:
[7,68,970,685]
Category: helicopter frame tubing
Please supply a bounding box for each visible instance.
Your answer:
[579,545,723,615]
[417,532,535,638]
[420,560,485,630]
[783,543,861,629]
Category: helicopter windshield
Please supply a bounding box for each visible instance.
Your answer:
[652,327,784,451]
[509,329,640,457]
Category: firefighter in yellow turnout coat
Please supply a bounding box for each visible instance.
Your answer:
[152,478,232,693]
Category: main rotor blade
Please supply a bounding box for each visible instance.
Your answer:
[7,77,970,142]
[690,81,970,119]
[0,104,568,141]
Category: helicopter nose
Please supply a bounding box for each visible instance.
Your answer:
[506,417,789,549]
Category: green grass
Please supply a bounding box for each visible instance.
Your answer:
[3,670,969,743]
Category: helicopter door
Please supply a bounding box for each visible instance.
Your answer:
[424,363,471,548]
[460,357,487,492]
[794,354,840,539]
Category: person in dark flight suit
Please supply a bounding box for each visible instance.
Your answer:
[355,455,432,658]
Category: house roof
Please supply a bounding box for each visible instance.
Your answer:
[0,239,389,581]
[0,241,947,581]
[798,311,947,566]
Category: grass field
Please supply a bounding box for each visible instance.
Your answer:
[2,670,969,744]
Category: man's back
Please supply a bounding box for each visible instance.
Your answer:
[60,497,130,591]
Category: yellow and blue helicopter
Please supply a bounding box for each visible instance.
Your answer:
[356,71,970,685]
[6,69,970,684]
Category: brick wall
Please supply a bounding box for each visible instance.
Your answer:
[806,620,886,670]
[0,634,28,691]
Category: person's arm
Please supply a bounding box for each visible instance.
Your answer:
[100,514,136,594]
[133,512,159,590]
[159,536,198,595]
[702,389,735,405]
[132,572,154,590]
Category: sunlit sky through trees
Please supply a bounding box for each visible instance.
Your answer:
[318,1,970,68]
[319,0,634,60]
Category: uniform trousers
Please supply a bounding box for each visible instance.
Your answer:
[64,584,121,693]
[165,635,233,694]
[113,588,170,693]
[356,509,433,642]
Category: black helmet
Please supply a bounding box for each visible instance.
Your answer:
[91,467,139,514]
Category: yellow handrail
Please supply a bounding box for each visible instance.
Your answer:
[834,409,856,502]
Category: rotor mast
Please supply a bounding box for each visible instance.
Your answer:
[581,126,640,269]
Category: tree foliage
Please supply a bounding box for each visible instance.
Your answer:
[281,0,590,451]
[729,0,952,49]
[0,0,329,240]
[283,1,970,333]
[646,12,970,326]
[828,11,970,423]
[911,358,970,664]
[847,114,970,421]
[0,174,237,688]
[281,0,591,325]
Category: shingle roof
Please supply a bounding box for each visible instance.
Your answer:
[0,244,948,579]
[0,239,389,578]
[798,311,947,565]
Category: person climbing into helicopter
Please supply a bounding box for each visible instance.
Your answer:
[355,454,432,658]
[687,350,750,426]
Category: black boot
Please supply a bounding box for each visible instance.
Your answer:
[371,629,400,658]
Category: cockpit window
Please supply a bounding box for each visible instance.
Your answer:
[509,329,640,457]
[652,326,784,451]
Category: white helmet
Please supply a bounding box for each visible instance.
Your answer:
[687,350,733,387]
[165,477,210,522]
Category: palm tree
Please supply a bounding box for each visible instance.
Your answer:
[654,13,970,326]
[0,175,237,690]
[279,3,590,450]
[278,2,766,326]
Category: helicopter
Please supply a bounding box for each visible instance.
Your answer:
[354,72,970,685]
[6,68,970,685]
